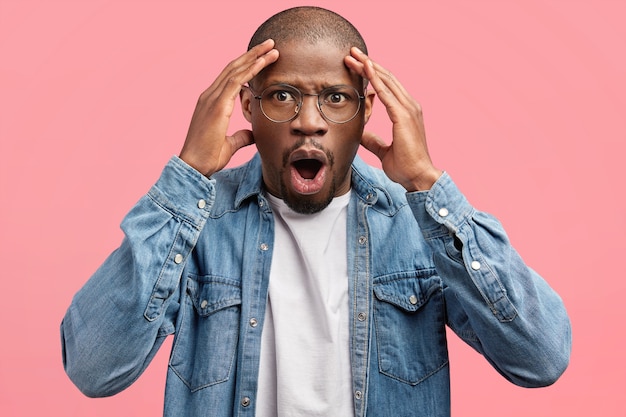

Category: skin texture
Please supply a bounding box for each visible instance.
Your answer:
[179,37,442,214]
[240,40,374,213]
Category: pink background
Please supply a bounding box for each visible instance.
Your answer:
[1,0,624,416]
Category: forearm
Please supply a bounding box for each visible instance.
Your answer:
[61,156,215,396]
[407,172,571,386]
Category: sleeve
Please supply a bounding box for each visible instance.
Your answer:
[406,172,571,387]
[60,156,215,397]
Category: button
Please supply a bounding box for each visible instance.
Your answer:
[249,318,258,327]
[258,200,265,208]
[241,397,251,407]
[197,199,207,209]
[409,295,418,305]
[471,260,481,270]
[357,312,366,321]
[438,207,449,217]
[174,254,183,264]
[200,300,208,309]
[358,236,367,245]
[366,193,374,201]
[260,243,269,251]
[354,390,363,400]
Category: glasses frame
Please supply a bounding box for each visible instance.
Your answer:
[248,83,366,124]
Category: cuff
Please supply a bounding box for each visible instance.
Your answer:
[147,156,216,227]
[406,172,474,236]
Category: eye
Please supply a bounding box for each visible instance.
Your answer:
[267,89,297,103]
[322,89,353,106]
[328,93,347,103]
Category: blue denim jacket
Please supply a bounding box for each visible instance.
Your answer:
[61,154,571,417]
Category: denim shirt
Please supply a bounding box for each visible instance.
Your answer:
[61,154,571,417]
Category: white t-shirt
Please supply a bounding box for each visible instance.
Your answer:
[256,191,354,417]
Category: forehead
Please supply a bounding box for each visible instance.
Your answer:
[254,40,359,89]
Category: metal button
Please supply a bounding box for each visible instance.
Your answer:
[438,207,449,217]
[358,236,367,245]
[258,200,265,208]
[409,295,418,305]
[471,260,481,270]
[200,300,208,309]
[241,397,251,407]
[354,390,363,400]
[174,254,183,264]
[366,193,374,201]
[357,312,366,321]
[249,318,258,327]
[260,243,269,251]
[197,199,207,209]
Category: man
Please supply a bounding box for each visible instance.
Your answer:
[61,6,571,417]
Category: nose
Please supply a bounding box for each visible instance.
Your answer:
[290,95,328,136]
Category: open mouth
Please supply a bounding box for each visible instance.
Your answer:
[293,159,323,180]
[288,151,328,195]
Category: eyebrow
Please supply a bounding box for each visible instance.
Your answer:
[260,79,360,93]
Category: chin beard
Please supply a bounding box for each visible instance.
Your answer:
[280,178,336,214]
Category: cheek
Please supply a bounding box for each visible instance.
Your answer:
[252,123,288,175]
[334,126,363,159]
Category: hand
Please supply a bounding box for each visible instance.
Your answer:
[179,39,279,177]
[345,47,442,191]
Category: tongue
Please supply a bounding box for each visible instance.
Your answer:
[294,160,321,179]
[290,160,326,195]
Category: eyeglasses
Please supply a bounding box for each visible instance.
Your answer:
[249,83,366,124]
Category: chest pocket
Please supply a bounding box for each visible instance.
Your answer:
[373,271,448,385]
[169,274,241,392]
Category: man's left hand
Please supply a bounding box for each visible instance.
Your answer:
[345,47,442,191]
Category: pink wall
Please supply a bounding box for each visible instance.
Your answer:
[1,0,624,415]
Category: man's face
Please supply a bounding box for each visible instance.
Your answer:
[241,40,374,214]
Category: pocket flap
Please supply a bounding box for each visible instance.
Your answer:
[186,275,242,317]
[373,273,440,313]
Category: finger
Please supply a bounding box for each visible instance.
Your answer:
[360,131,389,161]
[344,55,367,80]
[215,47,279,104]
[196,43,279,124]
[370,60,413,105]
[227,40,279,87]
[350,50,400,108]
[229,129,255,152]
[352,50,423,124]
[350,47,410,103]
[206,40,279,100]
[215,39,276,86]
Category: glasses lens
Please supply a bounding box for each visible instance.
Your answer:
[258,84,363,123]
[319,86,361,123]
[260,85,301,123]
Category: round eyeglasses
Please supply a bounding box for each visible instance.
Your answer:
[249,83,366,124]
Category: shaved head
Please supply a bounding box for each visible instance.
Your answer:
[248,6,367,55]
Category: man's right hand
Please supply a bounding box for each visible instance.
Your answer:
[179,39,279,177]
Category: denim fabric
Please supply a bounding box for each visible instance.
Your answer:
[61,154,571,417]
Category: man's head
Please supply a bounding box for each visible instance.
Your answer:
[241,7,375,214]
[247,7,368,85]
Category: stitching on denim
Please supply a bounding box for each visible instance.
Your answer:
[373,297,449,386]
[143,221,185,322]
[168,291,240,392]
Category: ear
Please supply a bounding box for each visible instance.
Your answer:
[240,87,253,123]
[363,89,376,124]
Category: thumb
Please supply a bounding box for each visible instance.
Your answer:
[360,131,389,162]
[229,129,255,153]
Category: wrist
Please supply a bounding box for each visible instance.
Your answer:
[404,168,443,192]
[178,149,218,178]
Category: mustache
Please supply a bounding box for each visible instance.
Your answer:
[281,138,335,167]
